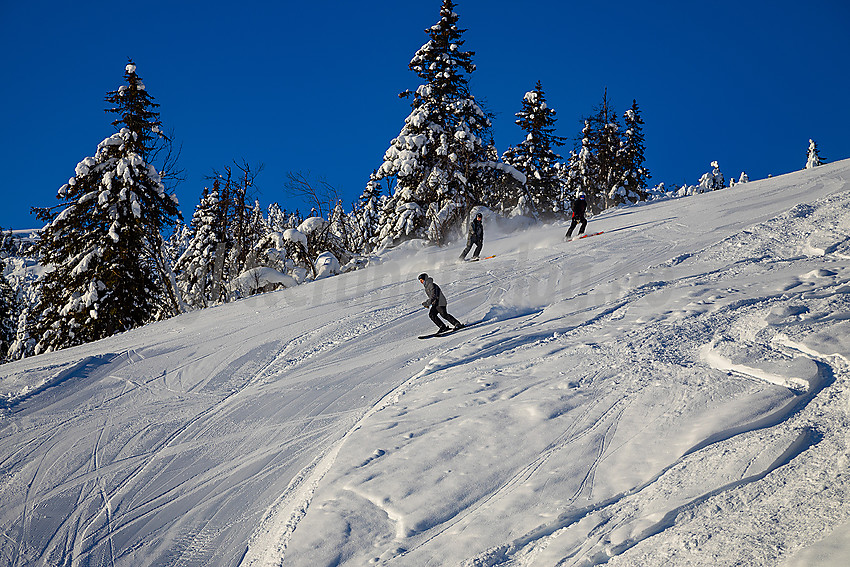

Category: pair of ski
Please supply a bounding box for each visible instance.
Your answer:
[463,255,496,262]
[418,324,472,339]
[566,231,604,242]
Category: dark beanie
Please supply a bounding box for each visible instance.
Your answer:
[418,273,428,281]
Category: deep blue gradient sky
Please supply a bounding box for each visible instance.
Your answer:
[2,0,848,230]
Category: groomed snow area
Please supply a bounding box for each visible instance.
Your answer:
[2,161,849,566]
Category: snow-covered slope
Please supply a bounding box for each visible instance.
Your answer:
[2,161,849,567]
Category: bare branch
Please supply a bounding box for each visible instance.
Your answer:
[149,127,186,195]
[282,171,340,219]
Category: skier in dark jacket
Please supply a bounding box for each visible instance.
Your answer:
[565,193,588,238]
[459,212,484,260]
[418,273,463,332]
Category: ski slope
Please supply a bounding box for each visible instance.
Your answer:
[2,161,850,566]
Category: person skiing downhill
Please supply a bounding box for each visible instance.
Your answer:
[566,193,588,238]
[418,273,463,333]
[459,212,484,260]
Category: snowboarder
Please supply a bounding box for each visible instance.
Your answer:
[565,193,588,238]
[418,273,464,333]
[459,212,484,261]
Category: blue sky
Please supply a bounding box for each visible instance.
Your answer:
[1,0,848,230]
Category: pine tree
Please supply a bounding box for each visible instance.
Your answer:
[165,220,192,268]
[351,175,383,252]
[30,62,180,354]
[267,203,288,232]
[105,61,163,155]
[31,126,179,353]
[570,89,621,214]
[174,185,225,309]
[329,200,350,250]
[566,90,651,213]
[565,122,598,204]
[105,59,182,314]
[502,81,567,217]
[593,90,622,213]
[248,200,269,251]
[195,162,266,299]
[610,100,650,205]
[373,0,496,245]
[2,230,39,361]
[805,139,825,169]
[0,269,16,362]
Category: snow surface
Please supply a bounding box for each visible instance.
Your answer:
[2,161,850,566]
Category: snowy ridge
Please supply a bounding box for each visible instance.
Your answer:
[1,160,849,566]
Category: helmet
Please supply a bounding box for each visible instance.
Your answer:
[578,192,586,198]
[418,273,428,281]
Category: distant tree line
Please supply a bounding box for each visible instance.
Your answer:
[0,0,828,362]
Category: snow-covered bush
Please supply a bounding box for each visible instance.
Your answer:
[230,267,298,297]
[607,184,644,206]
[698,161,726,193]
[731,171,749,186]
[314,252,341,279]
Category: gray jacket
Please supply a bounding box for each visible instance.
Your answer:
[421,276,447,307]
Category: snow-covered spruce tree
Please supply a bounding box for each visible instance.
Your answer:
[329,200,352,252]
[267,203,303,233]
[589,89,622,213]
[28,62,180,354]
[2,231,39,361]
[105,60,163,159]
[105,60,182,313]
[0,270,17,362]
[248,200,270,249]
[805,139,825,169]
[373,0,497,245]
[350,175,383,253]
[502,81,567,217]
[164,219,191,273]
[196,162,268,300]
[565,123,598,205]
[227,165,264,274]
[7,307,34,361]
[31,127,180,353]
[609,99,650,206]
[174,184,226,309]
[565,91,619,214]
[267,203,287,232]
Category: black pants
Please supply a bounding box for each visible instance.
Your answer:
[429,304,461,329]
[460,239,482,259]
[566,217,587,237]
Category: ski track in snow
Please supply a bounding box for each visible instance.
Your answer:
[292,172,849,566]
[1,162,850,566]
[454,187,850,566]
